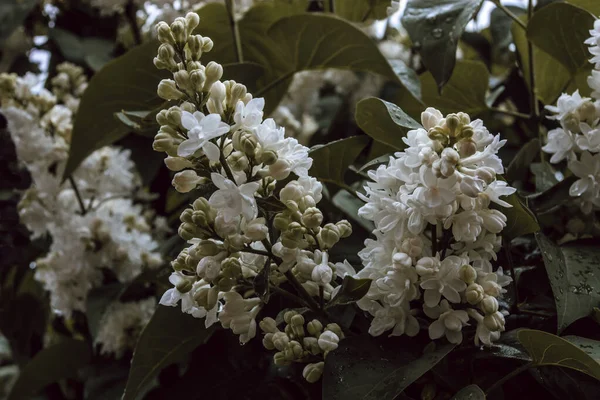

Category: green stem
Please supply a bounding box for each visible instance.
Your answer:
[485,363,533,395]
[241,247,271,257]
[270,284,310,308]
[284,270,323,312]
[225,0,244,63]
[218,138,236,181]
[491,0,526,30]
[68,176,87,215]
[490,107,531,120]
[125,0,142,45]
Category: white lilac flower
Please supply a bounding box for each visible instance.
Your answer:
[208,173,259,222]
[424,300,469,344]
[233,98,264,131]
[178,111,230,159]
[568,151,600,214]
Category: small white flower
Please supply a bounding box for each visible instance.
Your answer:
[208,173,259,222]
[178,111,230,159]
[233,98,264,131]
[425,300,469,344]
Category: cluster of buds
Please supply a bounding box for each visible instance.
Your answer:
[259,311,343,383]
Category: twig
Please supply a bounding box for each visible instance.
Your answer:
[241,247,271,257]
[225,0,244,63]
[125,0,142,45]
[68,176,87,215]
[490,107,531,120]
[269,284,309,308]
[491,0,526,30]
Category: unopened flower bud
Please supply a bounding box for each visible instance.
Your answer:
[303,337,321,355]
[392,252,412,269]
[481,295,499,314]
[229,151,249,171]
[445,114,460,135]
[318,330,339,352]
[172,170,203,193]
[302,207,323,229]
[174,275,193,293]
[476,166,496,184]
[457,139,477,157]
[156,22,175,44]
[232,130,258,155]
[284,310,298,324]
[465,283,485,305]
[187,35,204,60]
[158,79,184,100]
[562,112,580,133]
[258,148,278,165]
[325,323,343,339]
[286,340,304,359]
[153,131,174,153]
[174,70,192,92]
[578,100,597,123]
[484,311,505,332]
[262,333,275,350]
[303,362,324,383]
[244,217,268,241]
[260,317,278,333]
[273,351,290,366]
[307,319,323,336]
[291,314,305,337]
[189,69,206,93]
[185,12,200,32]
[319,223,340,249]
[229,83,248,108]
[204,61,223,91]
[273,213,290,231]
[170,19,188,45]
[164,156,193,171]
[272,331,290,351]
[459,264,477,284]
[336,220,352,238]
[178,222,197,240]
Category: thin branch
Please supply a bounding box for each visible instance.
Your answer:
[270,284,310,308]
[490,107,531,120]
[68,176,87,215]
[491,0,527,30]
[125,0,142,45]
[225,0,244,63]
[241,247,271,257]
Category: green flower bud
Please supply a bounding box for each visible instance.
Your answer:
[152,132,174,153]
[170,18,188,45]
[232,129,258,155]
[191,210,208,227]
[297,195,316,211]
[171,249,189,272]
[465,283,485,305]
[273,351,290,366]
[259,317,278,334]
[259,149,278,165]
[189,69,206,93]
[325,323,343,339]
[284,310,299,324]
[484,311,505,332]
[221,257,242,279]
[187,35,204,60]
[445,113,460,136]
[459,264,477,284]
[204,61,223,91]
[302,207,323,229]
[319,223,340,249]
[178,222,197,241]
[262,333,275,350]
[214,275,235,292]
[156,109,169,126]
[180,208,194,224]
[290,314,305,338]
[172,170,203,193]
[303,337,321,355]
[272,331,290,351]
[578,100,597,123]
[274,213,291,231]
[195,240,221,257]
[336,220,352,238]
[175,276,193,293]
[156,22,175,44]
[173,70,191,92]
[229,151,249,171]
[302,362,324,383]
[164,156,193,172]
[201,37,214,52]
[286,340,304,359]
[185,12,200,32]
[158,79,184,100]
[307,319,323,337]
[481,295,499,315]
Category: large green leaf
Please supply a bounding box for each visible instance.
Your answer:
[7,339,91,400]
[518,329,600,379]
[402,0,484,90]
[506,139,540,183]
[511,16,591,105]
[566,0,600,20]
[0,0,37,44]
[496,181,540,240]
[332,189,375,232]
[355,97,422,151]
[123,305,216,400]
[527,3,595,74]
[327,276,371,307]
[309,135,370,191]
[420,60,489,116]
[451,384,486,400]
[334,0,389,22]
[535,234,600,333]
[63,40,167,180]
[565,336,600,364]
[323,336,455,400]
[49,28,114,71]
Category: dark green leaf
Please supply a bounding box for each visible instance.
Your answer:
[328,276,371,307]
[420,60,489,115]
[0,0,37,44]
[496,185,540,240]
[49,29,114,71]
[389,59,422,100]
[506,139,540,183]
[518,329,600,379]
[528,175,578,214]
[355,97,421,151]
[535,233,600,333]
[530,162,559,192]
[84,363,129,400]
[123,305,217,400]
[568,0,600,15]
[334,0,389,22]
[402,0,484,90]
[362,342,456,400]
[527,3,595,74]
[7,339,91,400]
[309,136,370,190]
[358,154,390,172]
[564,336,600,364]
[451,384,486,400]
[490,5,525,53]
